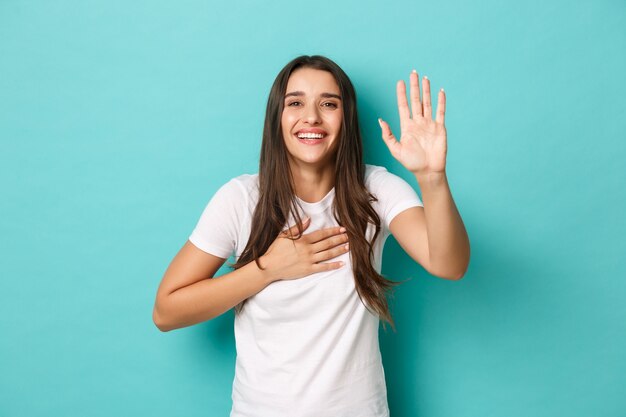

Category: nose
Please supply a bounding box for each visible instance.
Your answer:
[303,104,321,124]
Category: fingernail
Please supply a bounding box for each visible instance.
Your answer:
[340,227,346,233]
[377,118,383,127]
[303,216,310,222]
[424,75,428,80]
[412,69,417,73]
[344,244,350,250]
[339,261,345,267]
[441,88,444,92]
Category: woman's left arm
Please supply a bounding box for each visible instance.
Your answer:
[378,70,470,280]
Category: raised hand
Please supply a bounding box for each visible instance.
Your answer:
[378,70,447,177]
[259,217,350,282]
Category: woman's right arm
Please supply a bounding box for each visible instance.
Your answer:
[152,220,349,332]
[152,240,273,332]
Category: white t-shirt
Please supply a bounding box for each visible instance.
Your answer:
[189,164,423,417]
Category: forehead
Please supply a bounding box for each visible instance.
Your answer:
[285,68,340,94]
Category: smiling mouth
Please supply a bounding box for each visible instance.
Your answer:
[294,131,328,145]
[295,133,327,145]
[297,132,325,139]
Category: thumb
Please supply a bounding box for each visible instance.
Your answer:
[378,118,401,159]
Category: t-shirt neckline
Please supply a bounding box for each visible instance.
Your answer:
[295,187,335,214]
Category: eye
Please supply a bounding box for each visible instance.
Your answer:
[322,102,338,108]
[286,101,302,107]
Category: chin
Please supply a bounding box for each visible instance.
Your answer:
[291,152,337,167]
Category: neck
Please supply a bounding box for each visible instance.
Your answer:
[289,161,335,203]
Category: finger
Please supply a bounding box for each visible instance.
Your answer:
[311,261,345,273]
[311,260,345,273]
[422,76,432,120]
[410,70,422,119]
[305,225,346,244]
[313,243,350,263]
[436,88,446,124]
[311,232,348,253]
[378,118,401,159]
[282,216,310,238]
[396,80,410,129]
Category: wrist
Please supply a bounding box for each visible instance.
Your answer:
[414,170,447,188]
[258,255,279,284]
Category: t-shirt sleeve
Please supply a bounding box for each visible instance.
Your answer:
[188,179,243,259]
[368,167,424,232]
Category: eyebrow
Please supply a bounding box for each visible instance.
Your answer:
[284,91,342,100]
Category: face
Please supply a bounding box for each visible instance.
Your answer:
[281,68,343,170]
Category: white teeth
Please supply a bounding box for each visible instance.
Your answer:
[297,133,324,139]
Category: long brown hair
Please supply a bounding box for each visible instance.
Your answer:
[232,55,400,331]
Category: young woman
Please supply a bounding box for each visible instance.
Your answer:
[153,55,470,417]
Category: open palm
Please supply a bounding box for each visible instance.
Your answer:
[378,71,447,176]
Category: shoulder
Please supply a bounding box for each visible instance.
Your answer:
[364,163,404,190]
[364,163,388,181]
[197,173,260,217]
[213,173,259,200]
[363,164,423,227]
[224,172,259,191]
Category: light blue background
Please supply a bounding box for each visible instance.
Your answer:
[1,0,625,416]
